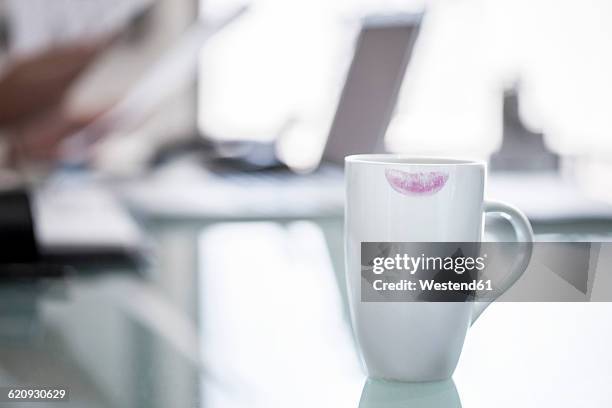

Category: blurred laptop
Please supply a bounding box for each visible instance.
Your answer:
[32,184,147,263]
[317,14,421,166]
[204,14,421,173]
[121,14,423,218]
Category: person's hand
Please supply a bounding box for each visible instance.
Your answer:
[7,107,107,165]
[0,37,112,126]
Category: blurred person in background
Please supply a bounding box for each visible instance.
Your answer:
[0,0,178,176]
[0,0,136,263]
[0,35,113,263]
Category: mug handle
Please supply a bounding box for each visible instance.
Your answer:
[471,200,535,325]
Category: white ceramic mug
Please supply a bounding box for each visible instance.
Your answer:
[345,155,534,381]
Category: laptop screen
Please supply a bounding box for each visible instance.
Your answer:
[322,14,422,165]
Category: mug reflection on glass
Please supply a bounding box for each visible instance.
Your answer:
[358,378,462,408]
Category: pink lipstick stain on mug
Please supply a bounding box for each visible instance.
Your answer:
[385,169,449,195]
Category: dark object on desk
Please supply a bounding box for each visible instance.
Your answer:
[486,88,612,224]
[208,140,287,172]
[489,87,559,172]
[150,136,287,172]
[33,184,148,269]
[0,263,65,280]
[0,188,143,279]
[149,136,215,167]
[41,250,145,270]
[0,190,69,280]
[0,189,39,263]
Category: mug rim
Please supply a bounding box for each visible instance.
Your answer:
[345,154,485,166]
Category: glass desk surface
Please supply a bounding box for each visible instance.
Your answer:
[0,217,611,408]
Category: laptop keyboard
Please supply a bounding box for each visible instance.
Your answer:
[212,165,344,187]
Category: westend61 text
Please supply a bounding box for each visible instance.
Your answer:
[372,279,493,292]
